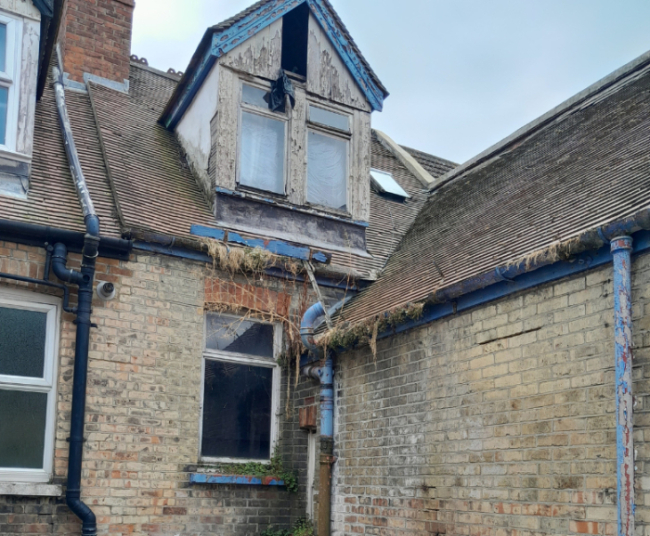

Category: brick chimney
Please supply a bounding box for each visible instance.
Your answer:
[60,0,134,85]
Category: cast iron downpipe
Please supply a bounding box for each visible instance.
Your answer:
[53,65,100,536]
[301,301,348,536]
[611,236,635,536]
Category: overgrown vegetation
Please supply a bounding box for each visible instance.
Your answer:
[261,518,314,536]
[321,301,424,361]
[202,449,298,493]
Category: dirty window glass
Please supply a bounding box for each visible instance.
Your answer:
[309,105,349,131]
[0,306,47,378]
[239,111,285,194]
[205,314,274,358]
[307,131,348,211]
[242,84,270,108]
[201,360,273,460]
[0,389,47,469]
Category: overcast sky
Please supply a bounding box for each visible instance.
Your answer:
[132,0,650,164]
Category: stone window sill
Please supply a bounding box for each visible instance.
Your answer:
[189,473,285,486]
[0,482,63,497]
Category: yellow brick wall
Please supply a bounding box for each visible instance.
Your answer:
[332,252,650,536]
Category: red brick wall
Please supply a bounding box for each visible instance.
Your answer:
[62,0,134,84]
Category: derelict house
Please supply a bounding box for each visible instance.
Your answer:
[0,0,650,536]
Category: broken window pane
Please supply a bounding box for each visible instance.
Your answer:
[205,314,274,358]
[202,360,273,460]
[239,111,285,194]
[0,389,47,469]
[242,84,270,108]
[309,105,349,132]
[307,131,348,211]
[0,306,47,378]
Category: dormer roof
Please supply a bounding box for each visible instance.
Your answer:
[160,0,389,129]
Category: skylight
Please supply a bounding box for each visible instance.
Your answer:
[370,169,410,198]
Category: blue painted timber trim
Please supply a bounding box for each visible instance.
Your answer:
[299,229,650,366]
[189,225,226,241]
[163,0,386,128]
[190,224,331,262]
[215,187,370,228]
[162,34,217,129]
[307,0,386,111]
[189,473,285,486]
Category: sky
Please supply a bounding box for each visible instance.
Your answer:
[132,0,650,164]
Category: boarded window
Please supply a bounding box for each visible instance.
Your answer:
[201,314,278,461]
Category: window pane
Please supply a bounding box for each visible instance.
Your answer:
[205,314,274,358]
[242,84,270,108]
[309,105,349,131]
[0,86,8,146]
[370,169,410,198]
[0,306,47,378]
[307,131,347,210]
[0,23,6,73]
[0,389,47,469]
[202,360,273,459]
[239,111,285,194]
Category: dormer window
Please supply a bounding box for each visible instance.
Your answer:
[307,104,350,212]
[238,82,287,195]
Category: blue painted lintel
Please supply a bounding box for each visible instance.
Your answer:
[190,224,331,263]
[189,473,285,486]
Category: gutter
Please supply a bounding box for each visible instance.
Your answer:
[52,65,101,536]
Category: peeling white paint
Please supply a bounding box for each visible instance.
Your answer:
[177,62,220,198]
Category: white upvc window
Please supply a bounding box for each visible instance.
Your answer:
[200,313,281,463]
[306,103,350,212]
[0,10,22,152]
[0,288,61,483]
[238,82,288,195]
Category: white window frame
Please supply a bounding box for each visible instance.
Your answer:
[0,10,22,153]
[199,314,282,464]
[0,288,61,483]
[306,102,351,214]
[236,80,289,196]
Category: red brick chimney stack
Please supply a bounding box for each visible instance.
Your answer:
[61,0,134,85]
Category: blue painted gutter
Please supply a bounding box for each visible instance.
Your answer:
[612,236,635,536]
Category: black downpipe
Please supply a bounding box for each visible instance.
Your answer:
[53,64,102,536]
[52,237,99,536]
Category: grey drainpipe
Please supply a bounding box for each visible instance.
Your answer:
[52,65,100,536]
[300,298,351,536]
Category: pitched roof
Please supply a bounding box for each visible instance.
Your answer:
[4,60,450,280]
[339,51,650,327]
[0,72,122,237]
[161,0,388,128]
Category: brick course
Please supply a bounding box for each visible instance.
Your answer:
[0,241,326,535]
[62,0,134,84]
